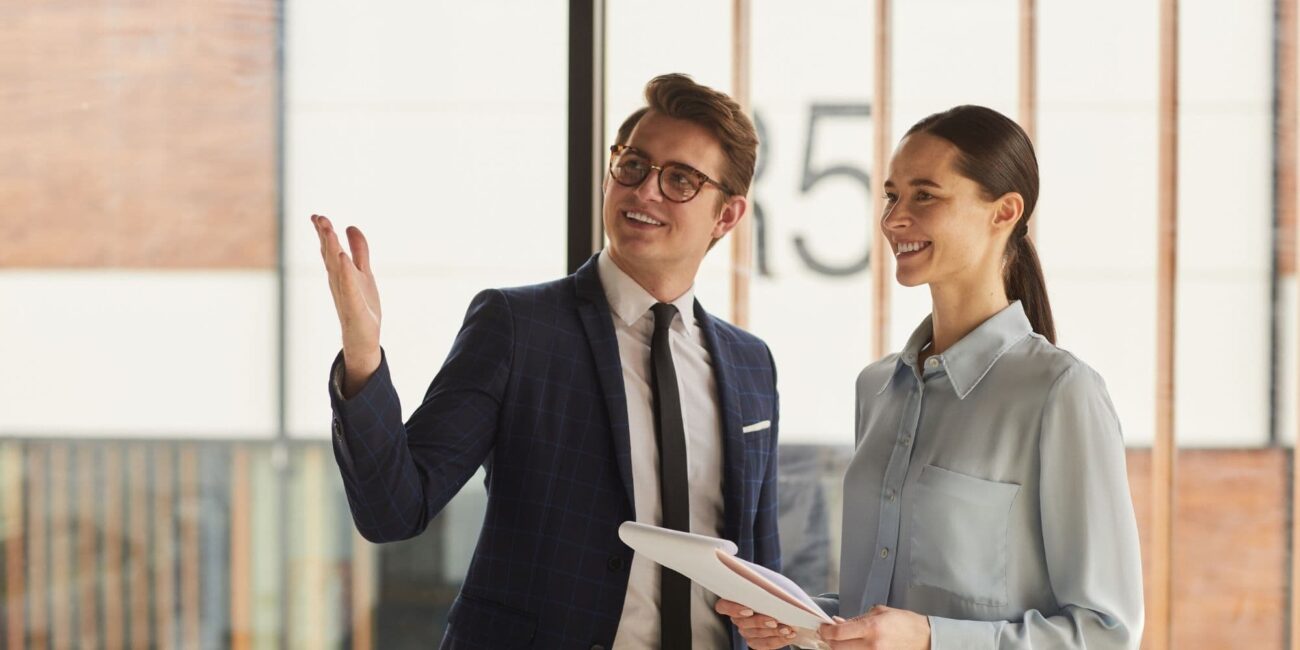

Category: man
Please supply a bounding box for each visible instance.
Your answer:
[311,73,780,649]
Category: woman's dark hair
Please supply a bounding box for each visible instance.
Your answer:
[906,105,1056,344]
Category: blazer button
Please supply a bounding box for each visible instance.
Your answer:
[607,556,625,572]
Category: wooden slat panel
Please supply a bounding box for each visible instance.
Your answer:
[47,444,70,650]
[180,447,201,650]
[351,530,374,650]
[250,451,281,647]
[127,446,149,649]
[0,0,278,269]
[2,444,25,650]
[154,447,175,649]
[871,0,893,359]
[27,445,48,650]
[290,448,328,648]
[229,448,252,650]
[77,445,101,649]
[102,446,125,650]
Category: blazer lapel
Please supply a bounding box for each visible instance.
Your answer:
[572,254,637,512]
[695,300,746,545]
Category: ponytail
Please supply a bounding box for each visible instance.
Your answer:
[1004,230,1056,344]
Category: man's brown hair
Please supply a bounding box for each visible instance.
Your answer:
[613,74,758,199]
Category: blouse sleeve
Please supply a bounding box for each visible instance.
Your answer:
[928,363,1145,650]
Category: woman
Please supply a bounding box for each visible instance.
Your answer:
[717,105,1143,649]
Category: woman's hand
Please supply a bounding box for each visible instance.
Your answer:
[818,605,931,650]
[715,599,799,649]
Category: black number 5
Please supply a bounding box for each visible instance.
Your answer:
[794,103,873,277]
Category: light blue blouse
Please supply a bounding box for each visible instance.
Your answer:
[836,301,1143,649]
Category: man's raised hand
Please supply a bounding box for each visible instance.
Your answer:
[311,214,382,396]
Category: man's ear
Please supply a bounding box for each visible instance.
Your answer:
[712,194,749,240]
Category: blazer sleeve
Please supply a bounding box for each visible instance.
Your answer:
[328,288,514,543]
[927,363,1144,650]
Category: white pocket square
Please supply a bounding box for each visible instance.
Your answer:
[741,420,771,434]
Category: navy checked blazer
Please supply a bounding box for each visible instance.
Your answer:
[328,254,781,649]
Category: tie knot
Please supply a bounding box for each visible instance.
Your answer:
[651,303,677,332]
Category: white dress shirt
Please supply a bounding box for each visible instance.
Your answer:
[598,251,729,650]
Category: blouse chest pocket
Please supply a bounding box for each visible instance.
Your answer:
[909,464,1020,607]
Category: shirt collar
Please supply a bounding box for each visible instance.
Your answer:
[596,250,697,336]
[878,300,1033,400]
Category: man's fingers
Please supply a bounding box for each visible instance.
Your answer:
[346,226,372,274]
[734,615,780,632]
[314,215,345,277]
[338,251,363,296]
[311,215,331,266]
[714,599,753,618]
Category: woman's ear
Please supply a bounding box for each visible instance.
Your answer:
[993,192,1025,230]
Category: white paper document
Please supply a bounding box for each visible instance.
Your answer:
[618,521,833,650]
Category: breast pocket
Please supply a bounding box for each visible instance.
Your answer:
[909,464,1020,606]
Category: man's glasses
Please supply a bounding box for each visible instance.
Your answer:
[608,144,733,203]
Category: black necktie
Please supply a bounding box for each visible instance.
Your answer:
[651,303,691,649]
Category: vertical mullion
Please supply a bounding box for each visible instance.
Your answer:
[730,0,753,328]
[1287,0,1300,641]
[1019,0,1038,240]
[567,0,606,275]
[871,0,893,359]
[1151,0,1180,646]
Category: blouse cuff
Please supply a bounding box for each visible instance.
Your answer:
[929,616,996,650]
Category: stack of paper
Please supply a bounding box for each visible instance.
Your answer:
[618,522,832,650]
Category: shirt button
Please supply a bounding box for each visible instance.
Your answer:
[880,548,890,559]
[925,357,940,368]
[886,489,897,502]
[900,435,912,447]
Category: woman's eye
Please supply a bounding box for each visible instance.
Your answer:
[915,191,934,201]
[883,193,898,203]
